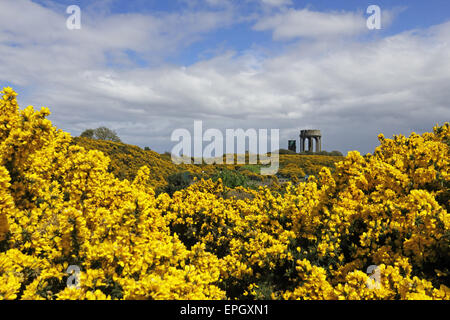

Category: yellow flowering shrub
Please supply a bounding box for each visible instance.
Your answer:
[0,87,448,300]
[279,154,343,177]
[0,87,225,300]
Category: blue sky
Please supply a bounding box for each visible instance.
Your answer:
[1,0,449,154]
[32,0,450,67]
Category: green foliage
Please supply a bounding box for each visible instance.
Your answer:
[329,150,344,156]
[239,164,261,174]
[165,171,194,196]
[212,169,249,189]
[278,149,297,155]
[80,127,121,142]
[80,129,94,139]
[299,150,344,156]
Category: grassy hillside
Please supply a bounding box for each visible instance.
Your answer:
[73,137,180,190]
[73,137,344,189]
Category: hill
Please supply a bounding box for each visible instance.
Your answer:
[73,137,180,190]
[73,137,344,189]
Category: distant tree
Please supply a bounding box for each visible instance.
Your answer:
[144,147,151,151]
[93,127,121,142]
[80,129,95,139]
[298,150,343,156]
[80,127,121,142]
[330,150,343,156]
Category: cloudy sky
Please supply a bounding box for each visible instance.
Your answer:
[1,0,449,155]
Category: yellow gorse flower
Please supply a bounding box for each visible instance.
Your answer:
[0,87,448,300]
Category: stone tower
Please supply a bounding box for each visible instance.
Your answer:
[288,140,297,152]
[300,130,322,153]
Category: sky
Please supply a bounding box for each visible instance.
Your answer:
[0,0,449,155]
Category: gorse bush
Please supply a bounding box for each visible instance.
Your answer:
[278,163,306,180]
[0,87,449,300]
[279,154,342,176]
[0,88,224,300]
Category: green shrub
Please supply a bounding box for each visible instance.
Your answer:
[211,169,249,189]
[165,171,194,195]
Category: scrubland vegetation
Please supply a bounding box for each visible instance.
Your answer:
[0,87,448,300]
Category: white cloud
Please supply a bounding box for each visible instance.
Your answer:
[0,0,235,64]
[253,8,368,40]
[253,6,405,40]
[260,0,292,7]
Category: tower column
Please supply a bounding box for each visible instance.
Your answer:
[315,137,321,152]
